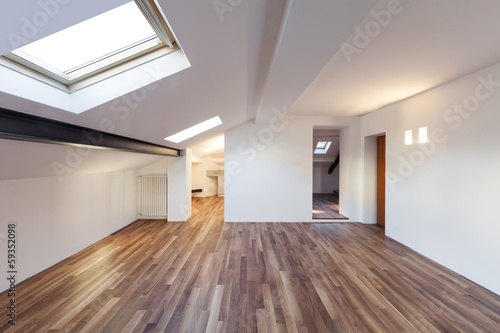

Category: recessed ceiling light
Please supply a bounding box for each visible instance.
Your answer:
[165,116,222,143]
[418,127,428,143]
[405,129,413,145]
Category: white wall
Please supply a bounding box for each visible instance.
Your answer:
[192,162,205,194]
[312,164,339,193]
[362,62,500,296]
[205,157,224,197]
[137,154,193,221]
[136,157,168,175]
[225,116,362,222]
[167,149,192,221]
[191,156,224,197]
[0,170,137,292]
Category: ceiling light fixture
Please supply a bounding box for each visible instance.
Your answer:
[405,130,413,145]
[418,127,428,143]
[165,116,222,143]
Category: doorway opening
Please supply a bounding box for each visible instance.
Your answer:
[312,128,347,219]
[190,134,225,213]
[363,133,386,227]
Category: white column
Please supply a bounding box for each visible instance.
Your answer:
[167,149,192,221]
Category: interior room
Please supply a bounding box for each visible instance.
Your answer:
[1,0,500,331]
[312,128,344,219]
[189,134,225,198]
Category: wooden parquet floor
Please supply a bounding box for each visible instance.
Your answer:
[1,196,499,332]
[312,193,347,219]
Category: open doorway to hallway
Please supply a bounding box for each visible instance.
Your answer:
[312,128,347,219]
[189,134,225,208]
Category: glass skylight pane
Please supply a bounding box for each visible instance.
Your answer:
[15,2,156,73]
[316,141,327,149]
[165,117,223,143]
[314,141,332,154]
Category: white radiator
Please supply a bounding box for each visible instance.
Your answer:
[138,175,168,219]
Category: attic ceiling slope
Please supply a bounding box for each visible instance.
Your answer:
[1,0,279,150]
[291,0,500,117]
[255,0,378,124]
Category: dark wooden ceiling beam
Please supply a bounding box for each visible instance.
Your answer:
[0,107,180,157]
[328,153,340,174]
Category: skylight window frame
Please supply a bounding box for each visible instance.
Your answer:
[0,0,177,93]
[135,0,175,48]
[4,37,164,86]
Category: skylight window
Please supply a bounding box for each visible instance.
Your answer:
[165,117,223,143]
[316,141,328,150]
[16,2,156,73]
[314,141,332,154]
[1,0,177,92]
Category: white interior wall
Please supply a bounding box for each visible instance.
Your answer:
[217,175,225,196]
[225,116,362,222]
[338,125,364,219]
[167,149,192,221]
[204,175,218,197]
[136,157,168,176]
[192,162,204,194]
[362,62,500,295]
[312,164,339,193]
[205,157,224,197]
[0,170,137,292]
[191,156,224,197]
